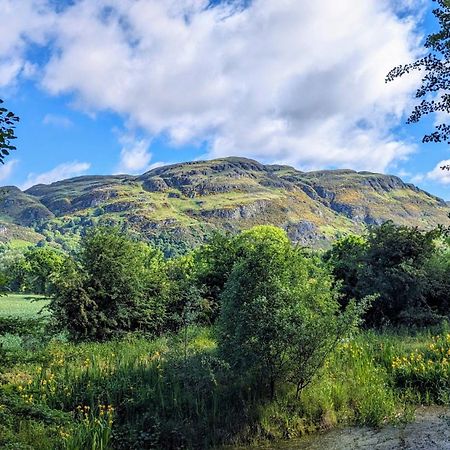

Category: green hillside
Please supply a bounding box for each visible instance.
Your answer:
[0,157,448,254]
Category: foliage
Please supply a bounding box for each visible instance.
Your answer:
[386,0,450,148]
[326,222,446,327]
[193,232,240,323]
[0,246,66,295]
[218,225,366,399]
[0,247,28,292]
[424,238,450,315]
[0,316,46,337]
[22,247,66,295]
[2,223,450,448]
[165,253,207,334]
[49,227,170,341]
[65,405,115,450]
[324,234,367,305]
[391,331,450,404]
[0,325,418,450]
[0,99,19,163]
[359,222,439,326]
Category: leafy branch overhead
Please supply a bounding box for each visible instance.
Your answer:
[386,0,450,155]
[0,99,19,164]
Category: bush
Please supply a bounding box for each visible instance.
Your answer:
[326,222,445,327]
[49,227,170,341]
[193,232,240,323]
[218,226,365,399]
[0,317,46,336]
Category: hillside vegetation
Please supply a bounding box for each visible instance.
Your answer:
[1,224,450,449]
[0,157,448,254]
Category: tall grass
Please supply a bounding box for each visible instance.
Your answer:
[0,326,449,449]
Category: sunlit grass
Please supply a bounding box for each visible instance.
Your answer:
[0,294,50,318]
[1,326,449,449]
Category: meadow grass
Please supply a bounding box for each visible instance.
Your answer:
[0,320,449,449]
[0,294,50,318]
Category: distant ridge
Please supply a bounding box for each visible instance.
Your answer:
[0,157,448,254]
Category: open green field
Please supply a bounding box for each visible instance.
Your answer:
[0,294,50,318]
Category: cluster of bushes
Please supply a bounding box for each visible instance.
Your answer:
[325,221,450,327]
[6,220,447,338]
[2,221,450,449]
[44,226,364,399]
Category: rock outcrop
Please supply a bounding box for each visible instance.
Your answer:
[0,157,447,253]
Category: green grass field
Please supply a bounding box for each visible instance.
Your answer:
[0,293,50,318]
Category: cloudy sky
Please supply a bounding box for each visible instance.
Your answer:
[1,0,450,197]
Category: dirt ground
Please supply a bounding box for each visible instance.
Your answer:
[246,407,450,449]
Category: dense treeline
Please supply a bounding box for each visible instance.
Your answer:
[2,222,450,369]
[1,222,450,449]
[2,221,450,333]
[44,225,365,399]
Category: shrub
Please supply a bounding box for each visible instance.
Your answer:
[193,232,240,323]
[326,222,444,327]
[218,226,365,399]
[49,227,170,341]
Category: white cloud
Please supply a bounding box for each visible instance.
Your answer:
[116,135,152,173]
[421,160,450,186]
[0,159,19,182]
[147,161,167,170]
[43,113,73,128]
[21,161,91,190]
[391,0,427,15]
[0,0,426,171]
[396,169,412,179]
[0,0,54,86]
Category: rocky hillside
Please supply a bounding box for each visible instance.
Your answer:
[0,157,448,254]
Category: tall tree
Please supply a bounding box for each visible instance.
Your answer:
[326,222,443,327]
[0,99,19,163]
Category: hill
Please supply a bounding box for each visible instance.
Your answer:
[0,157,448,254]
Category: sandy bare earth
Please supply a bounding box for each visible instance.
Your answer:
[244,407,450,450]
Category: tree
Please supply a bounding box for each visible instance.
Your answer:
[193,232,240,323]
[324,234,367,306]
[422,235,450,317]
[218,225,364,400]
[0,248,28,293]
[165,253,205,332]
[22,247,66,295]
[49,227,170,341]
[327,222,442,326]
[386,0,450,154]
[0,99,19,163]
[360,222,439,325]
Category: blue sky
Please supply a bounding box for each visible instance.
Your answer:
[2,0,450,199]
